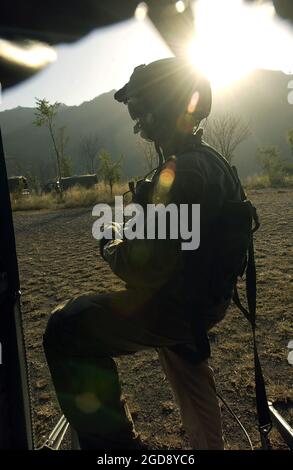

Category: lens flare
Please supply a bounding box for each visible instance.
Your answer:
[135,2,148,21]
[153,160,176,204]
[75,392,101,414]
[159,164,176,190]
[0,39,56,69]
[187,91,200,114]
[175,1,186,14]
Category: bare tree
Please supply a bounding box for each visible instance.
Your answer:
[139,141,157,172]
[205,113,250,163]
[80,133,100,173]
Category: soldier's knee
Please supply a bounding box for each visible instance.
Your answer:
[43,296,94,355]
[43,298,73,356]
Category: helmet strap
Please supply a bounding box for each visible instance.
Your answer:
[154,141,164,167]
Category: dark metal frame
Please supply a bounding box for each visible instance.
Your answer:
[268,401,293,450]
[0,128,33,449]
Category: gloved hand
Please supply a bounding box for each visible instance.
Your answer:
[99,222,123,260]
[132,179,153,208]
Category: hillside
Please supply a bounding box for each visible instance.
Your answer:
[1,69,292,183]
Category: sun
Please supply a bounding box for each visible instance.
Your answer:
[133,0,292,92]
[187,38,253,91]
[187,0,282,91]
[187,0,255,90]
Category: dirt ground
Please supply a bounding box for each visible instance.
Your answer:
[13,189,292,450]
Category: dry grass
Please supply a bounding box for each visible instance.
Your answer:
[244,174,293,189]
[10,176,293,212]
[11,182,129,211]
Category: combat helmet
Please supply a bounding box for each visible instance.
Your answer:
[114,57,212,142]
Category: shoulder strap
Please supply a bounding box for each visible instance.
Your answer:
[233,240,272,448]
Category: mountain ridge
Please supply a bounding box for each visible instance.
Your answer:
[1,69,292,182]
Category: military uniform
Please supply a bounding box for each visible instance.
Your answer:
[43,131,240,449]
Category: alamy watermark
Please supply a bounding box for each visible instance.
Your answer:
[92,196,200,251]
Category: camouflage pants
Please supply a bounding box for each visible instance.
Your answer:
[43,288,229,449]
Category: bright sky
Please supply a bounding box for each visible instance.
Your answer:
[1,0,293,111]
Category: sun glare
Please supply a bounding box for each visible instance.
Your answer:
[188,0,293,90]
[0,39,56,69]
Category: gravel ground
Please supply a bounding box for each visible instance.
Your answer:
[13,188,293,450]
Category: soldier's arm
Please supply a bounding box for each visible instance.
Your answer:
[102,155,206,288]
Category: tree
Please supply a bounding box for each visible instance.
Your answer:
[5,155,23,175]
[57,126,73,177]
[26,172,40,194]
[80,133,101,173]
[288,129,293,158]
[60,155,73,177]
[257,146,285,186]
[205,113,250,163]
[34,98,62,184]
[98,150,123,196]
[139,141,157,172]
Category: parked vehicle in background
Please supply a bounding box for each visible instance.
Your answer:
[59,174,97,191]
[8,176,30,195]
[43,174,97,193]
